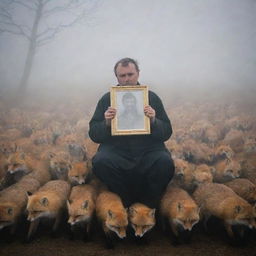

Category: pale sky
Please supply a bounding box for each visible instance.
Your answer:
[0,0,255,95]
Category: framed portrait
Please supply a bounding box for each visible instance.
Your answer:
[110,85,151,136]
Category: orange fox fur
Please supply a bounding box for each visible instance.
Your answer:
[160,186,200,237]
[96,190,128,240]
[193,183,255,237]
[128,203,155,238]
[26,180,71,240]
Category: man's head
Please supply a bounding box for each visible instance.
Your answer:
[114,58,140,86]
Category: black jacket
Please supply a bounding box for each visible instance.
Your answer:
[89,90,172,157]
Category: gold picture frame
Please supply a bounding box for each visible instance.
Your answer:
[110,85,151,136]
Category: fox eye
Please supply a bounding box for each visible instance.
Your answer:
[75,176,79,178]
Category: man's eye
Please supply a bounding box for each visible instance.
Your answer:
[128,73,133,76]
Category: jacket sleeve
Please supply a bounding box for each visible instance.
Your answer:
[149,92,172,142]
[88,96,112,143]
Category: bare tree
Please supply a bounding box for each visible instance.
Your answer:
[0,0,100,94]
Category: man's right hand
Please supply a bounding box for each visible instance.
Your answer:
[104,107,116,126]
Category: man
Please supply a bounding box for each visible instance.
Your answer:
[117,92,144,130]
[89,58,174,208]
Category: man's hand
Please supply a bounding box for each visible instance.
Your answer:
[104,107,117,126]
[144,105,156,123]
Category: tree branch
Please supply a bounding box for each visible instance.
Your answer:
[11,0,36,12]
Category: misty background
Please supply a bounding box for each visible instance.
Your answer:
[0,0,256,105]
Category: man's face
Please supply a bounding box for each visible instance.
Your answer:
[115,63,139,86]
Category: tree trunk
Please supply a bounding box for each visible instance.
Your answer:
[18,0,44,95]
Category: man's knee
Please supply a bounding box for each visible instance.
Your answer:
[155,152,175,178]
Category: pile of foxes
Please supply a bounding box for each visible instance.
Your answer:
[0,94,256,248]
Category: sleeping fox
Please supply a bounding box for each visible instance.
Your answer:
[128,203,155,238]
[160,186,200,244]
[26,180,71,241]
[96,189,128,248]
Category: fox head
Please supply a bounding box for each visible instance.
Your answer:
[67,199,93,225]
[174,159,189,179]
[222,197,253,228]
[106,209,128,239]
[0,203,17,229]
[215,145,234,161]
[7,152,30,174]
[193,165,214,186]
[223,159,241,181]
[68,161,91,185]
[128,203,155,237]
[26,193,53,221]
[172,202,200,232]
[49,152,71,180]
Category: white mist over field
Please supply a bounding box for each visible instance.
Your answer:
[0,0,255,106]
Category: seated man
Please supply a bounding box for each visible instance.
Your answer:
[88,57,175,208]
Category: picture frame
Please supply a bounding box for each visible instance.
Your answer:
[110,85,151,136]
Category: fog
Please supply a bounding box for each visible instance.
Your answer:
[0,0,256,104]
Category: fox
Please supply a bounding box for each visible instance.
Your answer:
[192,164,214,187]
[160,186,200,245]
[214,158,242,183]
[26,158,52,186]
[0,176,40,235]
[182,139,213,164]
[213,144,234,163]
[171,159,196,192]
[6,152,34,175]
[0,153,9,190]
[67,184,97,241]
[26,180,71,241]
[128,203,155,238]
[0,152,37,189]
[95,189,128,248]
[224,178,256,205]
[202,126,220,147]
[49,151,72,180]
[193,183,255,240]
[68,160,92,186]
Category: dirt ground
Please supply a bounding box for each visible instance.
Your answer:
[0,221,255,256]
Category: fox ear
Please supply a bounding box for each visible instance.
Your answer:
[177,202,183,212]
[48,152,56,158]
[7,208,13,215]
[108,210,113,219]
[234,205,242,213]
[40,197,49,206]
[67,200,71,209]
[27,191,33,197]
[149,208,156,218]
[82,200,88,209]
[128,207,137,217]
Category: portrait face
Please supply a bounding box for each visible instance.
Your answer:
[122,93,137,112]
[115,63,139,86]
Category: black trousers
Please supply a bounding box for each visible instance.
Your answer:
[92,149,175,208]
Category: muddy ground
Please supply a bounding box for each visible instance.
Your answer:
[0,219,255,256]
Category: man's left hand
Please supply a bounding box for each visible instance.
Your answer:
[144,105,156,123]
